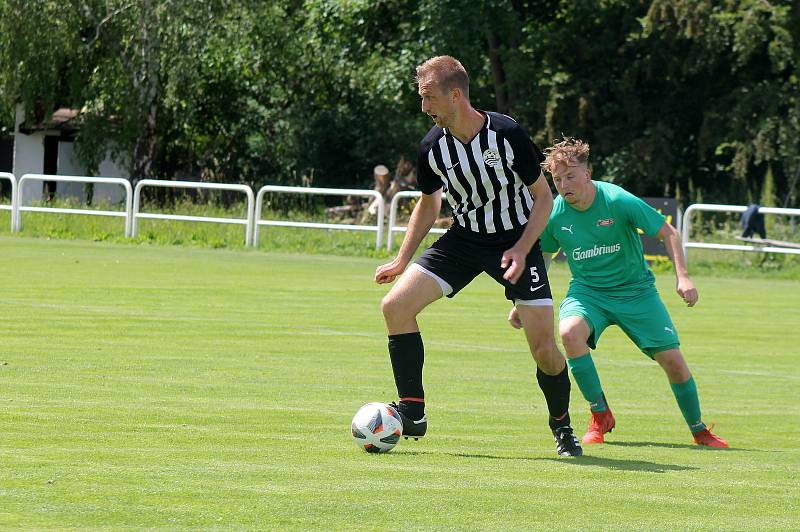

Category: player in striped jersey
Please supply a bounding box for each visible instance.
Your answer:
[374,56,581,456]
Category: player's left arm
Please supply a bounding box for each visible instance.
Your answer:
[501,172,553,283]
[657,221,699,307]
[507,247,558,330]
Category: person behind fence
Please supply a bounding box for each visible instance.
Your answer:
[508,137,729,448]
[374,55,582,457]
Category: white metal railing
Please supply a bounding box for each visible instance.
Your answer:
[133,179,255,246]
[386,190,447,251]
[16,174,133,237]
[0,172,17,231]
[681,203,800,261]
[254,185,385,249]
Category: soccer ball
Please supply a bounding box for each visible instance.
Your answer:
[351,402,403,453]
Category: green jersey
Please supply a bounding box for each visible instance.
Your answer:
[539,181,666,292]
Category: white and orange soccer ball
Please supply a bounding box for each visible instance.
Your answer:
[351,402,403,453]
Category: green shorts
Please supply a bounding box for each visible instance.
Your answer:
[559,285,680,359]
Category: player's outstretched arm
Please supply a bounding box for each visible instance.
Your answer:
[501,171,554,284]
[375,190,442,284]
[657,221,698,307]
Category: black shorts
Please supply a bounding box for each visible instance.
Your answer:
[413,226,553,305]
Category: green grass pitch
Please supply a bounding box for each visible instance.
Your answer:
[1,236,798,529]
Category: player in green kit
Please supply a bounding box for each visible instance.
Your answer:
[509,138,728,448]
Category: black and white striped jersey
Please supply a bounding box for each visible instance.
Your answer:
[417,111,545,235]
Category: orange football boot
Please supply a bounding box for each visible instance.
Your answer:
[582,405,616,444]
[692,424,729,448]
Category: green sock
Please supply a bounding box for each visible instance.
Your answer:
[670,376,706,433]
[566,353,606,412]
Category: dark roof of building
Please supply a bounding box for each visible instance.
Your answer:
[18,107,81,134]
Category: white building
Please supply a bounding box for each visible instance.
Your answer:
[13,104,127,205]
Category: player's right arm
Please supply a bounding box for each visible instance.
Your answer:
[375,189,442,284]
[617,187,698,307]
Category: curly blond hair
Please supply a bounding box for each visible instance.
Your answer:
[541,138,590,174]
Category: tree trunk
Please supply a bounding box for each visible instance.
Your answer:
[131,0,159,186]
[133,100,158,185]
[486,32,508,114]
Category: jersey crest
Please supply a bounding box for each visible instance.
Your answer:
[482,148,502,168]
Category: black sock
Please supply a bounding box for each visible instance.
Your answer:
[398,400,425,420]
[536,365,571,423]
[549,413,571,431]
[388,332,425,418]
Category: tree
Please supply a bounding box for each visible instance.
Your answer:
[641,0,799,203]
[1,0,797,206]
[0,0,89,127]
[76,0,244,183]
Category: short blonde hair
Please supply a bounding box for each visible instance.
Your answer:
[542,137,590,174]
[415,56,470,98]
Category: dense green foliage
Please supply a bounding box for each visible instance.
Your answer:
[1,237,799,528]
[1,1,798,205]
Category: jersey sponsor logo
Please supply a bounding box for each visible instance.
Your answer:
[446,161,460,171]
[561,224,574,234]
[482,148,502,168]
[597,218,614,226]
[664,326,674,334]
[572,243,622,261]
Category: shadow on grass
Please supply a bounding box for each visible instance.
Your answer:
[397,451,697,472]
[604,441,751,452]
[539,455,697,473]
[604,441,699,450]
